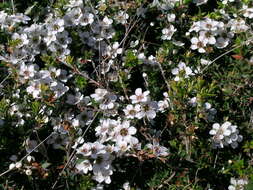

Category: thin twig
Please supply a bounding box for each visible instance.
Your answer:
[0,133,54,177]
[201,36,253,73]
[10,0,15,14]
[0,72,11,86]
[117,65,129,100]
[213,150,219,169]
[51,110,100,189]
[157,171,176,189]
[34,130,49,160]
[59,59,103,87]
[157,62,170,92]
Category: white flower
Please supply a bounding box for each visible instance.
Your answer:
[123,104,141,119]
[76,143,92,157]
[26,81,42,99]
[146,141,169,157]
[215,36,230,49]
[101,16,113,27]
[130,40,139,48]
[114,140,131,153]
[161,25,177,40]
[200,59,211,65]
[95,119,119,142]
[209,123,231,141]
[114,120,137,143]
[172,62,195,81]
[93,153,112,172]
[0,11,8,24]
[123,182,131,190]
[199,31,216,45]
[19,63,37,80]
[50,81,69,98]
[115,11,129,24]
[92,168,113,184]
[202,18,219,31]
[106,42,123,58]
[66,92,83,105]
[204,103,217,122]
[49,18,65,34]
[158,99,169,112]
[15,162,22,168]
[99,93,117,110]
[138,53,146,60]
[190,36,208,53]
[10,13,30,24]
[12,33,29,47]
[44,32,57,46]
[112,42,123,55]
[80,13,94,26]
[91,88,108,102]
[77,110,94,126]
[136,101,158,120]
[90,142,106,159]
[210,122,243,149]
[152,0,179,10]
[91,184,104,190]
[167,14,175,22]
[65,0,83,8]
[64,7,82,26]
[27,155,34,162]
[47,132,69,149]
[130,88,150,104]
[189,97,197,107]
[228,19,249,33]
[76,160,93,174]
[204,102,212,110]
[228,177,248,190]
[243,7,253,18]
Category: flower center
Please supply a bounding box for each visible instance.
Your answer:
[120,128,128,136]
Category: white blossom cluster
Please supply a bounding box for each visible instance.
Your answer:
[0,11,30,31]
[29,86,169,184]
[171,62,197,81]
[209,122,243,149]
[125,88,170,119]
[189,18,238,53]
[228,178,248,190]
[242,5,253,18]
[8,155,35,176]
[67,87,169,184]
[151,0,180,10]
[161,25,177,41]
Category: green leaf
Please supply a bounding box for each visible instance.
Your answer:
[245,179,253,190]
[75,76,87,90]
[31,101,41,114]
[25,2,38,15]
[41,162,51,169]
[125,50,139,68]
